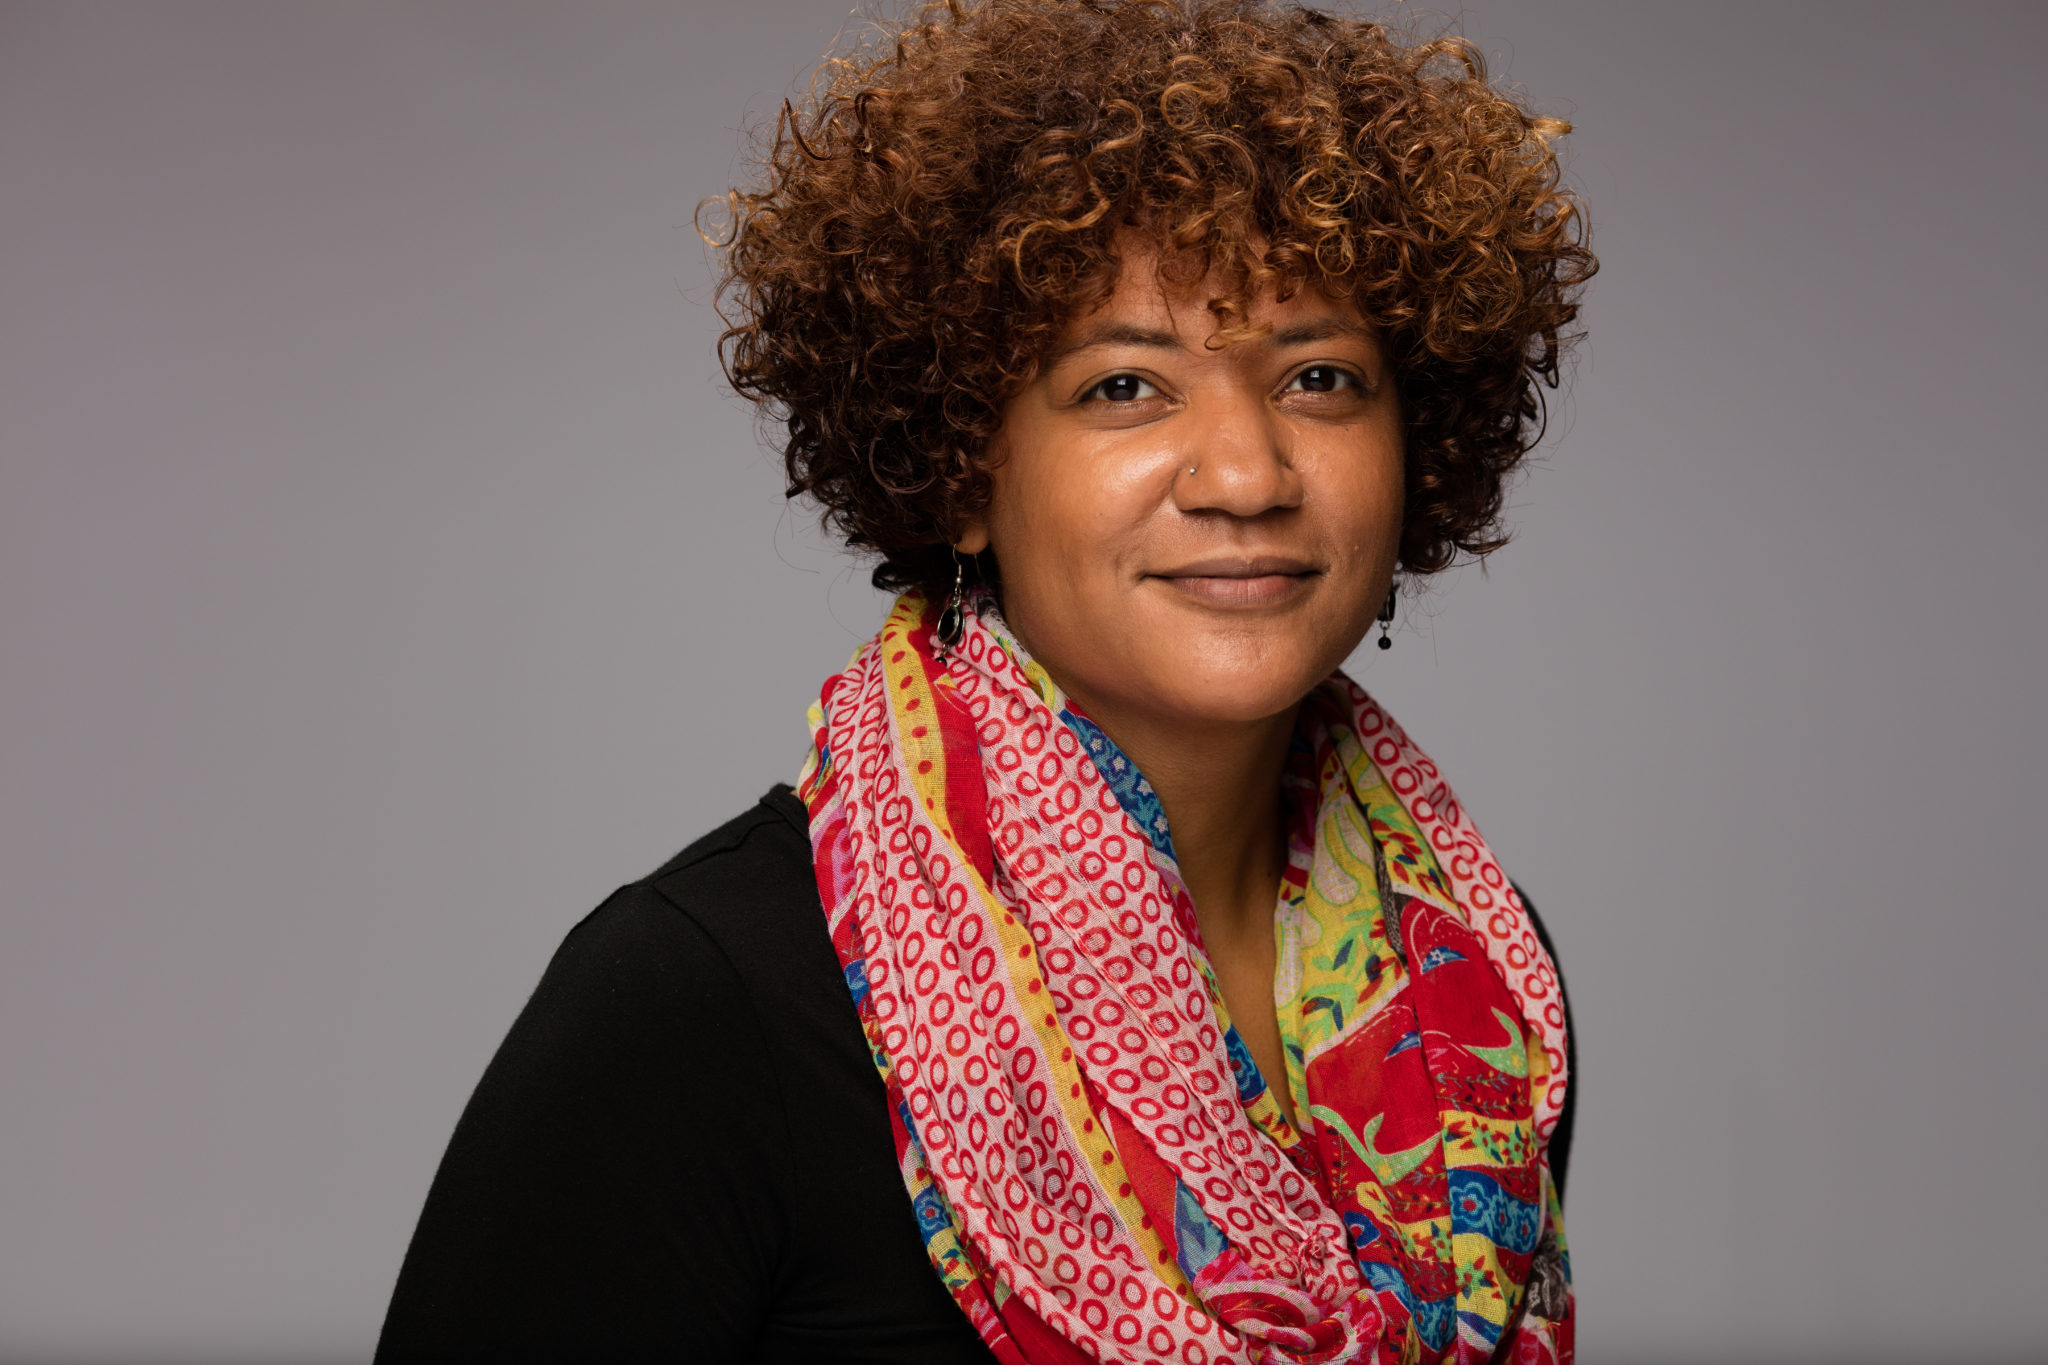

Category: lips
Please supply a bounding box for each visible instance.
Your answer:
[1154,554,1316,578]
[1149,554,1320,607]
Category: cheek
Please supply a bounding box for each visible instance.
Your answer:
[1312,440,1405,559]
[995,443,1160,572]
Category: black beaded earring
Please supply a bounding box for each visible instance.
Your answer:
[935,551,967,659]
[1376,580,1397,650]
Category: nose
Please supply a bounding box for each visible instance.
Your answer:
[1172,388,1303,518]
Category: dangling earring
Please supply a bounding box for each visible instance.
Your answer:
[935,550,967,659]
[1376,580,1397,650]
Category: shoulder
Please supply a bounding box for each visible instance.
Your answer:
[543,785,822,999]
[377,789,834,1358]
[581,784,840,1042]
[647,781,812,880]
[535,784,862,1126]
[461,785,830,1149]
[636,782,820,949]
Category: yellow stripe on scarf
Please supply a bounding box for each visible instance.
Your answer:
[876,596,1184,1296]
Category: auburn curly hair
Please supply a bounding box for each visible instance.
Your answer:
[710,0,1594,600]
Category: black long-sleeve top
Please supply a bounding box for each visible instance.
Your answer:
[376,785,1574,1363]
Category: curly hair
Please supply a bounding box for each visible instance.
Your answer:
[709,0,1594,600]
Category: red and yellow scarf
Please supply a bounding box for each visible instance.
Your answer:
[800,593,1574,1364]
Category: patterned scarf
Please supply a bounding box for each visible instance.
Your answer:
[799,593,1574,1364]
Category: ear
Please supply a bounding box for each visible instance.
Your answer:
[950,433,1001,557]
[952,519,990,556]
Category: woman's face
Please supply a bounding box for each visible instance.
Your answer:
[959,245,1405,731]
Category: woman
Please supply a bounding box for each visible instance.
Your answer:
[377,2,1594,1362]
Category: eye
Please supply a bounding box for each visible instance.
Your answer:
[1287,365,1358,394]
[1084,373,1160,403]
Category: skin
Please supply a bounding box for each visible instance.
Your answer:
[955,238,1406,1121]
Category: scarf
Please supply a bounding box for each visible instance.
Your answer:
[799,593,1575,1365]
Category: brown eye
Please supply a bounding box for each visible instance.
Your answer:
[1288,365,1357,394]
[1086,373,1159,402]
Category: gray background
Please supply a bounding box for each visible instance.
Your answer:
[3,2,2042,1362]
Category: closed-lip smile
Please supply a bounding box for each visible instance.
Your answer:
[1149,554,1320,607]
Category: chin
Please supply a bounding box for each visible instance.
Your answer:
[1141,595,1370,705]
[1143,654,1335,727]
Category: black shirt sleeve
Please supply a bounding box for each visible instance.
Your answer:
[375,790,991,1365]
[375,880,788,1360]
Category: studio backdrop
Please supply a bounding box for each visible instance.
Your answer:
[2,3,2042,1362]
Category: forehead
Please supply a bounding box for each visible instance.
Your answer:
[1051,230,1371,351]
[1046,241,1375,360]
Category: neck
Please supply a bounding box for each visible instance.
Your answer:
[1070,692,1297,946]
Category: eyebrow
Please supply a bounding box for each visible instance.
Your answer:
[1043,322,1181,366]
[1045,315,1376,366]
[1269,318,1377,348]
